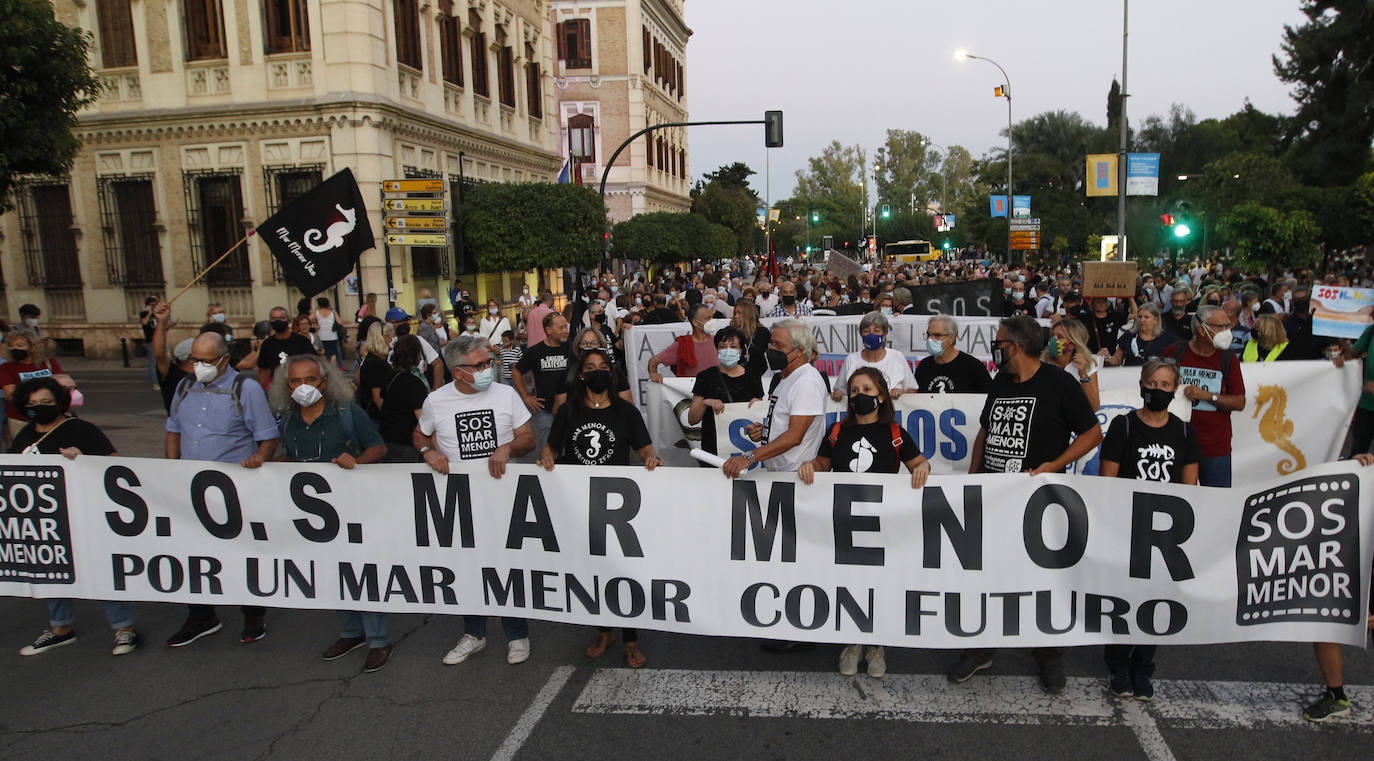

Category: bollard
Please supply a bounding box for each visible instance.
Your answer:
[120,338,130,367]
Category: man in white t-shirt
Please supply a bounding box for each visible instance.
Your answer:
[723,319,826,477]
[415,334,536,668]
[755,281,778,316]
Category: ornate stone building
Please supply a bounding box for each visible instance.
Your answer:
[3,0,564,355]
[550,0,690,222]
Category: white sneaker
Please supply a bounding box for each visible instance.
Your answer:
[111,628,138,656]
[838,644,862,676]
[507,637,531,665]
[865,646,887,678]
[441,634,486,665]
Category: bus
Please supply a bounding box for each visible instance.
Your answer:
[884,240,939,264]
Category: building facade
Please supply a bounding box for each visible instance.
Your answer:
[550,0,690,223]
[2,0,566,355]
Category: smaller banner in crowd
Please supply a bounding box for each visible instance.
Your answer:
[254,168,375,295]
[2,456,1371,649]
[906,280,1000,317]
[1312,284,1374,339]
[1126,153,1161,196]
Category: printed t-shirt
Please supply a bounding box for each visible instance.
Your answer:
[0,359,64,420]
[817,421,920,474]
[977,361,1098,473]
[515,341,570,409]
[1100,411,1200,483]
[548,399,651,465]
[1163,343,1245,458]
[420,381,531,461]
[915,351,992,394]
[761,364,827,473]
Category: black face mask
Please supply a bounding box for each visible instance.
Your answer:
[594,313,607,324]
[584,370,613,393]
[1141,386,1174,412]
[9,348,28,362]
[781,294,797,306]
[850,393,881,416]
[991,343,1014,372]
[269,320,290,333]
[395,323,411,336]
[24,404,60,425]
[766,347,790,372]
[1291,299,1311,316]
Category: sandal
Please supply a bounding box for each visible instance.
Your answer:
[585,632,615,658]
[624,642,646,669]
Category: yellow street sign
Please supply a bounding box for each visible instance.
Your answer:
[383,198,446,211]
[386,233,450,246]
[385,217,448,229]
[382,179,445,192]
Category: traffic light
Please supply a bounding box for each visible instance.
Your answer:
[763,110,784,148]
[880,204,891,219]
[1159,213,1174,227]
[1173,222,1192,238]
[942,240,951,250]
[810,211,820,223]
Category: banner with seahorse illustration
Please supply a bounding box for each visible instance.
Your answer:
[649,361,1360,483]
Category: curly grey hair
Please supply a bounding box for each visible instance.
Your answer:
[268,354,356,415]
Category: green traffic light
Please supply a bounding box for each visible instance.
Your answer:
[1173,223,1191,238]
[810,212,819,223]
[942,241,951,250]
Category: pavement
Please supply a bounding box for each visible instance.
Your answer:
[2,359,1374,760]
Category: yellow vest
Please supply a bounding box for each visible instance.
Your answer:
[1242,339,1287,362]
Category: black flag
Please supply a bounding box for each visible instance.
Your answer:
[255,168,374,295]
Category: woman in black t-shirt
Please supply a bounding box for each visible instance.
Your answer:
[687,327,765,457]
[9,378,141,658]
[1097,357,1199,702]
[355,321,393,419]
[377,335,431,462]
[798,367,930,679]
[539,349,661,668]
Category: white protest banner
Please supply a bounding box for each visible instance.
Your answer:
[651,362,1359,481]
[2,456,1371,649]
[1312,284,1374,339]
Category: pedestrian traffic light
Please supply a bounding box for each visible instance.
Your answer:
[763,110,784,148]
[942,240,951,250]
[1173,222,1192,238]
[810,211,820,223]
[1159,213,1174,227]
[880,204,891,219]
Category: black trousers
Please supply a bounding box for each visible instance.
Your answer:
[1351,407,1374,456]
[187,604,265,622]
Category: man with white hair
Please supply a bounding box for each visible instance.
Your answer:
[915,314,992,393]
[723,319,826,476]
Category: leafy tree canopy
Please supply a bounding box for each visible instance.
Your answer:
[461,183,605,271]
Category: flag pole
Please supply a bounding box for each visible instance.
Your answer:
[167,231,256,304]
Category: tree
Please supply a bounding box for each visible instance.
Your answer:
[794,141,867,230]
[1273,0,1374,185]
[1194,152,1297,213]
[612,212,732,267]
[1216,201,1322,277]
[691,162,760,255]
[1355,171,1374,229]
[0,0,104,212]
[872,130,939,212]
[461,183,605,272]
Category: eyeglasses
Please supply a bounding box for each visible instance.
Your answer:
[925,332,951,340]
[458,359,495,371]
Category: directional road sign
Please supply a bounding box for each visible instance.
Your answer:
[383,198,447,212]
[386,233,450,246]
[382,179,445,193]
[385,217,448,229]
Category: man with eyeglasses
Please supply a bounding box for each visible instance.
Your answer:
[163,332,279,648]
[416,334,536,667]
[1164,304,1246,487]
[914,314,991,394]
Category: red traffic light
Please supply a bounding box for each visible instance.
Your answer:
[1159,214,1174,227]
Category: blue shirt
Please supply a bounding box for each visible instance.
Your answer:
[165,371,279,463]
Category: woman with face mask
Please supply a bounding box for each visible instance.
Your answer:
[539,349,662,668]
[0,330,67,442]
[1097,357,1199,700]
[831,311,916,401]
[10,377,140,659]
[480,299,512,346]
[270,354,391,672]
[1044,319,1101,411]
[687,327,765,461]
[377,335,431,462]
[799,367,929,678]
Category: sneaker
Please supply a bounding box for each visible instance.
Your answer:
[1039,658,1067,695]
[363,645,393,673]
[838,644,862,676]
[1133,675,1155,701]
[865,646,887,678]
[111,628,138,656]
[165,618,222,648]
[442,634,486,665]
[19,629,76,656]
[241,615,267,644]
[507,637,531,665]
[947,651,993,683]
[1108,669,1134,698]
[321,636,366,661]
[1304,690,1351,722]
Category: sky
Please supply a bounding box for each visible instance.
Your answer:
[681,0,1310,203]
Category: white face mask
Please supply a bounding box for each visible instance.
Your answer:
[1209,326,1233,350]
[291,383,323,407]
[193,360,221,384]
[489,307,498,315]
[23,318,38,328]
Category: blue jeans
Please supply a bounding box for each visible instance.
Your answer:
[338,611,390,648]
[145,350,159,386]
[321,339,343,367]
[48,599,134,629]
[464,616,529,641]
[1198,454,1232,488]
[520,409,553,463]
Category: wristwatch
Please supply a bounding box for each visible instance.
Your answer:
[1210,392,1218,403]
[743,451,756,463]
[419,445,433,455]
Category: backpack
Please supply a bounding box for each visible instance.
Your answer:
[828,421,904,465]
[279,401,360,457]
[172,372,251,418]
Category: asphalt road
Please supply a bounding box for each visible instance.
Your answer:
[1,361,1372,761]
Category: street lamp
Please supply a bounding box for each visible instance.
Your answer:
[956,49,1013,261]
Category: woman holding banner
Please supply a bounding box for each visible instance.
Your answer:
[799,367,929,677]
[1097,357,1199,700]
[687,327,764,460]
[539,348,662,668]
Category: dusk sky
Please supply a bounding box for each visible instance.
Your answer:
[681,0,1311,202]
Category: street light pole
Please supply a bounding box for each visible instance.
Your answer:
[958,51,1013,262]
[1117,0,1130,260]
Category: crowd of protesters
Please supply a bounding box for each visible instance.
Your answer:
[5,245,1374,722]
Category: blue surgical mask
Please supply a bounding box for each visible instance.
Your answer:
[861,333,884,351]
[880,306,893,316]
[470,367,495,391]
[926,337,945,356]
[211,313,226,323]
[718,348,741,368]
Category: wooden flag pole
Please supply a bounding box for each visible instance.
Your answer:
[167,230,255,305]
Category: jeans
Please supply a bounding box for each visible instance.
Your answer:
[145,350,159,387]
[519,409,553,463]
[464,616,529,641]
[47,599,134,629]
[338,611,390,648]
[1198,454,1232,488]
[321,339,344,367]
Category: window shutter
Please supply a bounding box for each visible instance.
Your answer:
[556,21,566,60]
[575,19,591,62]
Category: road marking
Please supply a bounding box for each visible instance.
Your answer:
[490,665,575,761]
[572,669,1374,758]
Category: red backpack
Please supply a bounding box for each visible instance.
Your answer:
[827,421,904,463]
